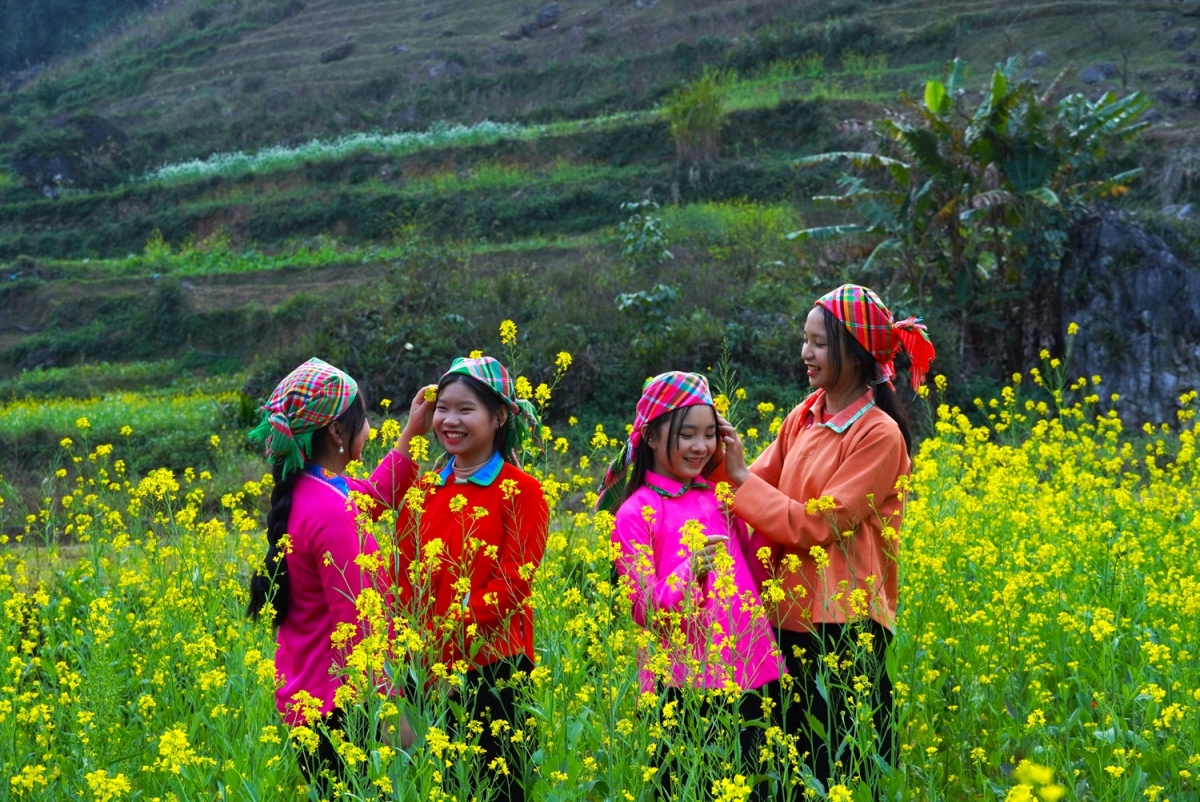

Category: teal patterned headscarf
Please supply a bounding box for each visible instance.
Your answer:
[247,358,358,479]
[441,356,541,464]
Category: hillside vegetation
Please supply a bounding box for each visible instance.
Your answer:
[1,0,1196,456]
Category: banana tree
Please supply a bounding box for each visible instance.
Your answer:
[789,58,1150,374]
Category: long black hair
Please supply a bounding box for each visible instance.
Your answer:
[246,392,368,628]
[436,373,514,463]
[821,306,913,453]
[620,404,718,509]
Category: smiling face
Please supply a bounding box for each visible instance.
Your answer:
[802,305,838,391]
[645,404,718,485]
[433,378,506,467]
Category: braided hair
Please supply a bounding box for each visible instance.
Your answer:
[246,393,367,628]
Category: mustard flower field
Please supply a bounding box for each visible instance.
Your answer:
[1,341,1197,802]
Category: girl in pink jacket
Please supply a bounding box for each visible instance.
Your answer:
[245,358,433,792]
[598,371,782,797]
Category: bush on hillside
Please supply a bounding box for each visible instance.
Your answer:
[664,68,731,164]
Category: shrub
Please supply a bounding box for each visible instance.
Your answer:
[663,68,732,164]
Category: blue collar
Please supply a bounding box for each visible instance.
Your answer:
[437,451,504,487]
[303,463,349,497]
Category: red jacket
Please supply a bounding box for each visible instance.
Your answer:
[393,455,547,669]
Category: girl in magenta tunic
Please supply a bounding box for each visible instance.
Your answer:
[245,358,433,788]
[598,371,781,796]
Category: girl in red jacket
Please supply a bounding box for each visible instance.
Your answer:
[394,355,547,802]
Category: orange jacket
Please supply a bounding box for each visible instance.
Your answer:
[719,388,908,632]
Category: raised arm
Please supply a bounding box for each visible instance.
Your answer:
[733,423,905,549]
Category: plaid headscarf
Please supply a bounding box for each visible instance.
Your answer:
[596,371,714,510]
[816,284,936,391]
[247,358,358,479]
[441,356,541,463]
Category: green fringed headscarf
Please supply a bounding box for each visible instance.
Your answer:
[441,356,541,464]
[247,358,358,479]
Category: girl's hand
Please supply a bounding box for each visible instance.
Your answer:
[717,416,750,486]
[691,534,728,581]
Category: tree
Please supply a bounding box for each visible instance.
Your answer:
[789,58,1149,376]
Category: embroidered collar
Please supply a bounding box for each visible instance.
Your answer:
[437,451,504,487]
[303,463,349,497]
[644,470,710,499]
[802,388,876,434]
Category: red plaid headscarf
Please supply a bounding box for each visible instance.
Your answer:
[247,358,358,479]
[596,371,714,509]
[816,284,936,391]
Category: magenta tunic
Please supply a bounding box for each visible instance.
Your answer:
[273,449,418,725]
[612,471,783,692]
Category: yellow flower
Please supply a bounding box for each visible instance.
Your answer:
[713,394,731,416]
[85,768,132,802]
[515,376,533,399]
[424,386,438,402]
[76,416,90,430]
[500,319,518,345]
[711,775,753,802]
[1067,321,1079,336]
[555,351,572,371]
[408,435,430,462]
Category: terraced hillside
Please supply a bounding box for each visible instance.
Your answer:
[4,0,1196,173]
[1,0,1195,411]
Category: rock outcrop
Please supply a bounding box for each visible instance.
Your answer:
[1060,209,1200,425]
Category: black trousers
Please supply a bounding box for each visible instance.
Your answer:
[460,654,535,802]
[768,621,894,796]
[656,685,772,802]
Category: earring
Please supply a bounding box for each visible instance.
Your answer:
[338,446,344,454]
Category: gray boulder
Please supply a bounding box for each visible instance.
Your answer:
[320,42,355,63]
[537,3,562,28]
[1080,63,1119,84]
[1029,50,1051,67]
[1170,27,1198,50]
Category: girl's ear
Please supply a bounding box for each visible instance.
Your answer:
[495,406,509,429]
[642,422,657,446]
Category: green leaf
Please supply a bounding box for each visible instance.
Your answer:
[1025,187,1060,207]
[945,58,967,94]
[796,151,910,171]
[786,224,873,242]
[924,80,948,115]
[814,673,830,703]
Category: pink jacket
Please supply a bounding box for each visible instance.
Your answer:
[274,450,418,725]
[612,471,783,692]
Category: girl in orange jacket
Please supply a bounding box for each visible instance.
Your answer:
[716,284,935,795]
